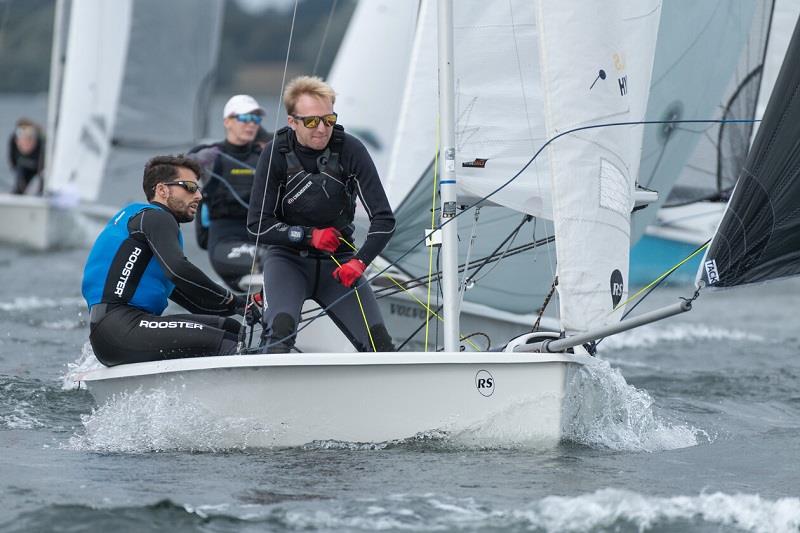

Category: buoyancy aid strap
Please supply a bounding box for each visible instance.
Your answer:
[275,127,304,175]
[326,124,345,171]
[284,151,305,175]
[275,126,291,154]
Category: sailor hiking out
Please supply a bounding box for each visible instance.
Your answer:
[82,155,260,366]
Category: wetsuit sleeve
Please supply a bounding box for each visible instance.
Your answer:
[344,136,396,265]
[247,141,310,247]
[130,207,238,315]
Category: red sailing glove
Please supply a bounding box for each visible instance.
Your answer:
[244,291,264,326]
[309,227,341,253]
[332,258,366,288]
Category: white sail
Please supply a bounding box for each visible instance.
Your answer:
[451,2,551,217]
[327,0,420,178]
[384,0,439,208]
[537,2,661,333]
[47,0,133,201]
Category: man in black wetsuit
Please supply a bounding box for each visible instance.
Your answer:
[189,95,266,291]
[7,118,45,195]
[248,76,396,353]
[82,155,258,367]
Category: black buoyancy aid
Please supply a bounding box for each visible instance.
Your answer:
[205,142,261,220]
[275,125,356,229]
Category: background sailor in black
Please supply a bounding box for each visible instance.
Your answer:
[189,94,267,291]
[82,155,258,367]
[248,76,396,353]
[7,118,45,195]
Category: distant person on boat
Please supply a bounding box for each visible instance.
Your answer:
[188,94,270,291]
[7,118,45,195]
[248,75,396,353]
[81,155,261,367]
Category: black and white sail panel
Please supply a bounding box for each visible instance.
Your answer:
[699,16,800,288]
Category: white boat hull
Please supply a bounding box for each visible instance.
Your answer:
[0,194,114,250]
[73,352,581,448]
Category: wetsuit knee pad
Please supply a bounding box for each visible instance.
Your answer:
[271,313,296,340]
[263,312,296,353]
[369,323,395,352]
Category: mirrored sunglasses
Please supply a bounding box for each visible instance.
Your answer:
[234,113,263,124]
[163,180,201,193]
[291,113,338,129]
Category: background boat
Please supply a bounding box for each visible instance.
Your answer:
[0,0,223,250]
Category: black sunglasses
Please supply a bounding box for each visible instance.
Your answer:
[291,113,338,129]
[162,180,201,193]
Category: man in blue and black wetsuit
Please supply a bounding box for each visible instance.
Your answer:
[247,76,396,353]
[82,155,257,367]
[189,95,268,291]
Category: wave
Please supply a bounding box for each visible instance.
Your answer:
[61,342,104,391]
[599,322,765,350]
[524,489,800,533]
[66,388,278,453]
[4,490,798,532]
[0,296,85,313]
[561,357,709,452]
[0,374,91,431]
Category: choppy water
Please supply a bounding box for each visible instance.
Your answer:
[1,242,799,532]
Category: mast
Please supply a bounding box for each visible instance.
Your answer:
[436,0,460,351]
[44,0,67,187]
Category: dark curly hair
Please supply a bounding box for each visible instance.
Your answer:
[142,154,203,200]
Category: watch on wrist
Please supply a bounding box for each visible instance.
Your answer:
[287,225,305,243]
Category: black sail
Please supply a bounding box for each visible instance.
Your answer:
[699,14,800,288]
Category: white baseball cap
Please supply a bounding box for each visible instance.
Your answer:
[223,94,265,119]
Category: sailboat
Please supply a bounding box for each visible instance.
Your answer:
[72,1,680,447]
[698,10,800,293]
[630,0,779,286]
[0,0,223,250]
[367,1,774,350]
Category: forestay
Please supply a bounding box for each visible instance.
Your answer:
[698,14,800,289]
[537,2,661,333]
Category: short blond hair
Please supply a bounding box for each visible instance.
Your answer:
[283,76,336,115]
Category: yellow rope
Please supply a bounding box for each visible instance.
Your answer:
[425,120,440,352]
[338,238,481,351]
[330,255,377,352]
[615,242,710,311]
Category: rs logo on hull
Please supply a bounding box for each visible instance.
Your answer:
[475,369,495,397]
